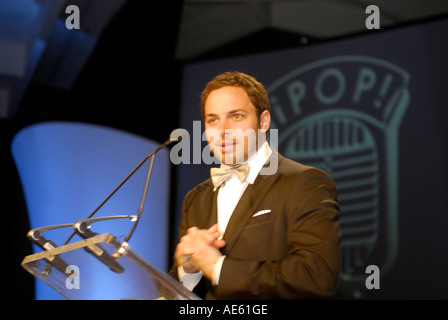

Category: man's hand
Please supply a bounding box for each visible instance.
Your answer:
[174,224,226,279]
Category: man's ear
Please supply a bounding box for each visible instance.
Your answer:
[259,110,271,133]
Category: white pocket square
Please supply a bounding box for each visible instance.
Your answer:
[252,209,271,217]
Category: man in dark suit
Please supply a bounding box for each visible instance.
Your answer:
[169,71,341,299]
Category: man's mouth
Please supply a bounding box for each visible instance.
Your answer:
[220,141,237,153]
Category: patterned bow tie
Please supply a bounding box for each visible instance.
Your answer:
[210,164,250,189]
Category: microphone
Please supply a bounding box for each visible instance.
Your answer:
[112,129,187,259]
[28,129,188,277]
[27,130,186,275]
[169,128,188,143]
[59,129,187,256]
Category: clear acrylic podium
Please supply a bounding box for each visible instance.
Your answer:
[21,233,200,300]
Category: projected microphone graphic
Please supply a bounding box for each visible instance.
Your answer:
[284,116,379,276]
[267,55,411,297]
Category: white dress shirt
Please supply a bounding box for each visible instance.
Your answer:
[179,142,272,290]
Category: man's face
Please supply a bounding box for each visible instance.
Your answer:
[204,86,270,166]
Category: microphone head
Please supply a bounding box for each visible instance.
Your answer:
[170,128,188,142]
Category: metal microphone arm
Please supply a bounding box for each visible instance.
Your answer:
[72,215,139,274]
[74,215,137,238]
[27,224,74,277]
[28,223,74,250]
[113,153,156,259]
[111,131,188,258]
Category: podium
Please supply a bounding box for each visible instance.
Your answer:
[21,233,200,300]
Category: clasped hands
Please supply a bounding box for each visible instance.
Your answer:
[174,224,226,280]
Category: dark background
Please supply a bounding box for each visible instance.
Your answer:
[5,1,448,300]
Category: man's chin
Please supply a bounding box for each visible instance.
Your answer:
[215,152,246,166]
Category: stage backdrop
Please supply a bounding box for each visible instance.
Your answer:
[174,18,448,299]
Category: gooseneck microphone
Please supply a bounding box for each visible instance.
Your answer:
[27,129,187,274]
[112,128,188,258]
[62,129,187,246]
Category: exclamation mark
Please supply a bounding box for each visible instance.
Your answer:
[374,73,393,108]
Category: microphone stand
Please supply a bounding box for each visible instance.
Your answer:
[31,130,185,275]
[113,152,156,259]
[62,138,172,247]
[28,129,187,276]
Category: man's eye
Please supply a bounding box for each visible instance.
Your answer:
[233,114,243,120]
[207,118,217,125]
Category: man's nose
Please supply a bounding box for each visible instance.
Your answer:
[218,119,232,137]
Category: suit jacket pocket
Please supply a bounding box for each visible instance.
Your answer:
[231,210,287,260]
[244,210,275,230]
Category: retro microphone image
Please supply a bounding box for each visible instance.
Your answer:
[284,115,379,279]
[267,56,411,298]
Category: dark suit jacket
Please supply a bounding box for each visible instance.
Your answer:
[169,153,341,300]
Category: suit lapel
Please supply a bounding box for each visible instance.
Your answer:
[222,153,283,254]
[197,181,218,229]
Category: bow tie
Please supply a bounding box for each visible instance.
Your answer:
[210,164,250,189]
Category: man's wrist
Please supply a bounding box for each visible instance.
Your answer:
[212,255,226,286]
[178,266,203,291]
